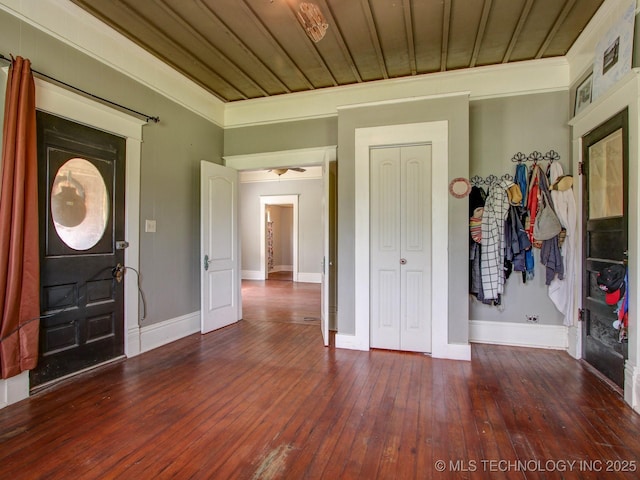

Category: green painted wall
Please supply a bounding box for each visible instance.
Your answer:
[0,9,223,326]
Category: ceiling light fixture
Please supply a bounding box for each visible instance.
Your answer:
[269,167,307,176]
[298,2,328,43]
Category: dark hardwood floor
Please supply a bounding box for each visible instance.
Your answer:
[1,281,640,479]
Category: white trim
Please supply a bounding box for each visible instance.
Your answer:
[625,360,640,413]
[225,146,337,171]
[239,166,323,183]
[242,270,264,280]
[469,320,569,350]
[260,195,299,282]
[0,0,224,126]
[567,324,582,359]
[272,264,293,272]
[336,91,472,111]
[297,272,321,283]
[140,311,200,353]
[351,121,457,359]
[0,77,144,408]
[0,371,29,409]
[224,58,568,127]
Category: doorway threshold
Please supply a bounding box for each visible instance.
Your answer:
[30,355,126,396]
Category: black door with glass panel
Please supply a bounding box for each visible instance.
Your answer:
[31,111,126,387]
[581,109,628,388]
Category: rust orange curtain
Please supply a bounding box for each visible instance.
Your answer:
[0,56,40,379]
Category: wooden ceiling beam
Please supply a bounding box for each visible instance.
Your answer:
[118,0,246,101]
[401,0,417,76]
[470,0,493,68]
[502,0,534,63]
[318,0,363,83]
[239,0,315,90]
[440,0,452,71]
[155,0,269,98]
[194,0,291,95]
[284,1,338,86]
[361,0,389,79]
[535,0,577,58]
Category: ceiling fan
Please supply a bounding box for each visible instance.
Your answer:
[269,167,306,176]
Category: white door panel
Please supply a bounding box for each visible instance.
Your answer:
[201,161,240,334]
[401,145,431,352]
[370,145,431,353]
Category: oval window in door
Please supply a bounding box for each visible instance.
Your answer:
[51,158,109,251]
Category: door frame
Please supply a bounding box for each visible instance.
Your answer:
[1,77,144,404]
[224,146,336,343]
[569,70,640,412]
[340,120,469,360]
[580,108,628,387]
[35,79,144,357]
[260,196,299,281]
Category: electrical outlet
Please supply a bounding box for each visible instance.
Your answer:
[526,314,539,323]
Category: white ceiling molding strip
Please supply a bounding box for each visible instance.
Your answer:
[224,57,569,128]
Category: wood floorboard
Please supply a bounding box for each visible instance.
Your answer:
[1,280,640,478]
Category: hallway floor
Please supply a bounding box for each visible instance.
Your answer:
[242,278,321,327]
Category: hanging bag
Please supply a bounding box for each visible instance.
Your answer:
[533,188,562,240]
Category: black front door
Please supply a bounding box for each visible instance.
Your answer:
[581,108,628,388]
[31,111,126,387]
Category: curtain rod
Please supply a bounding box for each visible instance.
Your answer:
[0,53,159,124]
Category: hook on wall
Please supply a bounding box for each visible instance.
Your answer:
[510,150,561,165]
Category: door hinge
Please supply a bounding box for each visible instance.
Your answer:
[578,162,584,175]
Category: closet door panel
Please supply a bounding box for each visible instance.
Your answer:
[400,144,432,352]
[370,147,401,350]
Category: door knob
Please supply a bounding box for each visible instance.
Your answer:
[400,258,407,265]
[204,254,213,271]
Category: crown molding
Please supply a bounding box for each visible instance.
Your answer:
[224,58,569,127]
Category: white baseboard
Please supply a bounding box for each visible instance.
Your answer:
[624,360,640,413]
[242,270,264,280]
[469,320,568,350]
[243,269,321,283]
[140,311,200,353]
[272,265,293,272]
[297,272,321,283]
[335,332,471,361]
[335,333,369,351]
[433,343,472,361]
[0,371,29,410]
[567,324,582,359]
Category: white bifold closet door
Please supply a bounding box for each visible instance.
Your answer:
[370,144,432,353]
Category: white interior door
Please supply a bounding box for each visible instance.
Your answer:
[321,156,330,346]
[201,161,241,334]
[370,144,431,352]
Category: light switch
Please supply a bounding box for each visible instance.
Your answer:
[145,219,156,233]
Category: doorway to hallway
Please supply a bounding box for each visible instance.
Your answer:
[241,279,320,327]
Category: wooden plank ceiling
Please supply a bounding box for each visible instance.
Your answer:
[70,0,605,103]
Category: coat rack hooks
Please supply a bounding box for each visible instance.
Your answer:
[510,149,561,164]
[470,173,514,187]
